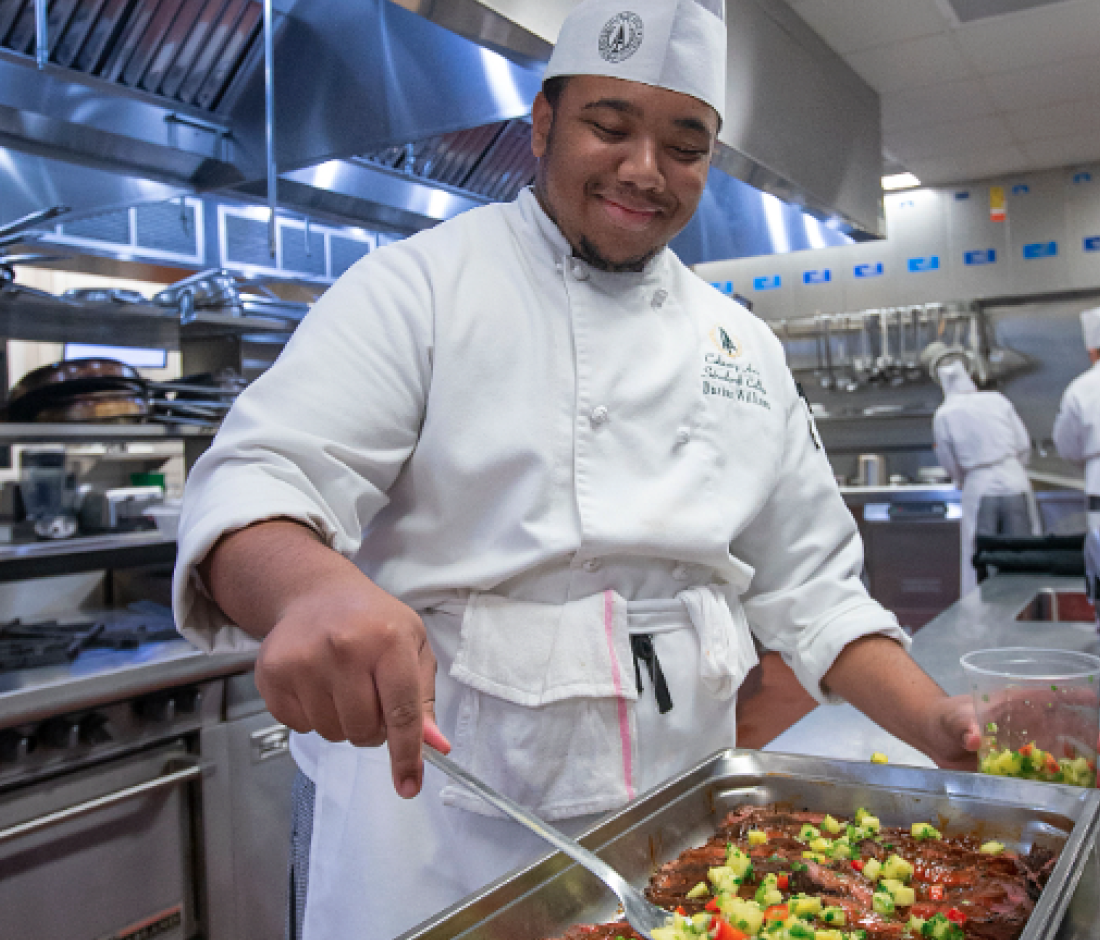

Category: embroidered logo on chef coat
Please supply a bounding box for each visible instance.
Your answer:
[599,12,644,63]
[702,325,771,410]
[709,326,743,359]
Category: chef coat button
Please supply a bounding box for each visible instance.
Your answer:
[582,558,602,573]
[675,426,691,444]
[571,261,590,281]
[590,405,609,426]
[652,289,668,308]
[672,564,690,581]
[555,260,564,273]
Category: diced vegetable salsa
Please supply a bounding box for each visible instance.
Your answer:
[978,742,1096,787]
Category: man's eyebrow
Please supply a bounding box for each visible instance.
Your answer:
[581,97,641,117]
[581,98,715,137]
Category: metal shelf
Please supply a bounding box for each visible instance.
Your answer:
[0,291,296,350]
[0,424,214,443]
[0,531,176,582]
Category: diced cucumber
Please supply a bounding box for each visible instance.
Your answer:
[862,858,882,882]
[889,885,915,906]
[799,824,821,842]
[980,840,1005,855]
[881,854,914,883]
[748,829,769,846]
[814,931,844,940]
[785,918,815,939]
[756,887,783,908]
[685,881,709,900]
[870,752,889,764]
[821,814,842,835]
[820,906,846,925]
[860,815,881,834]
[854,807,871,825]
[911,822,941,841]
[872,891,895,915]
[907,915,927,932]
[691,912,711,930]
[810,837,834,854]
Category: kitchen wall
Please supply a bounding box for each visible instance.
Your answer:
[695,162,1100,317]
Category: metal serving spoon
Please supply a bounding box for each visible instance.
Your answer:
[422,744,672,940]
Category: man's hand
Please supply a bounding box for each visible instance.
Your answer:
[201,519,451,798]
[921,693,980,771]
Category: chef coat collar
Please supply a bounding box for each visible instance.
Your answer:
[515,187,669,284]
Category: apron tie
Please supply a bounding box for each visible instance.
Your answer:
[631,633,673,714]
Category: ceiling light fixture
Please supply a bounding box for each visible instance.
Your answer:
[882,173,922,191]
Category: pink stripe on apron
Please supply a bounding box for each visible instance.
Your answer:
[604,589,634,800]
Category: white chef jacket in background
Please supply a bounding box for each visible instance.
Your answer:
[1054,361,1100,510]
[933,363,1034,594]
[173,187,906,938]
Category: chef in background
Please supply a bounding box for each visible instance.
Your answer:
[1053,306,1100,596]
[931,350,1035,595]
[173,1,981,937]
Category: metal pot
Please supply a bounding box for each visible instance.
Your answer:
[857,453,887,487]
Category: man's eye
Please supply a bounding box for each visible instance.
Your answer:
[590,122,626,138]
[673,147,708,161]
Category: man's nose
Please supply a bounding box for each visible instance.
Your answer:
[618,137,664,191]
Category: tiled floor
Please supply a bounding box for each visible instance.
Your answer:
[735,652,819,749]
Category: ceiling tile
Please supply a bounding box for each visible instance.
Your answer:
[881,79,996,130]
[982,56,1100,111]
[906,147,1030,186]
[845,34,976,93]
[886,114,1014,162]
[1020,134,1100,169]
[1004,100,1100,142]
[952,0,1100,74]
[789,0,950,55]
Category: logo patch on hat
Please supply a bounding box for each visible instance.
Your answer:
[599,12,644,63]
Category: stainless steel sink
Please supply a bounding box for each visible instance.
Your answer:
[1016,589,1097,623]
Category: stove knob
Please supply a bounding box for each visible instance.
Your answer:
[176,687,201,714]
[0,729,33,763]
[39,717,81,750]
[79,713,113,746]
[133,693,175,723]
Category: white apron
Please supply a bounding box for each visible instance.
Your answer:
[958,457,1033,595]
[298,587,756,940]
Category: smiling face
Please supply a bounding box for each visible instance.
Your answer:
[531,74,718,273]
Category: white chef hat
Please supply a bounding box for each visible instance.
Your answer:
[1081,306,1100,351]
[543,0,727,123]
[937,358,978,396]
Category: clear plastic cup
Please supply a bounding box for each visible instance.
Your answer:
[960,648,1100,787]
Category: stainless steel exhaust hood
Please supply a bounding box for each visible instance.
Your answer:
[0,0,882,268]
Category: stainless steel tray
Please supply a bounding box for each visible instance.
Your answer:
[399,749,1100,940]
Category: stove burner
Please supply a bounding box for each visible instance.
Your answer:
[0,618,180,671]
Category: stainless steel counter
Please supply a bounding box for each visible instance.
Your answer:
[765,573,1096,765]
[0,637,256,727]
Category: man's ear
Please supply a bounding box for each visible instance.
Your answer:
[530,91,553,159]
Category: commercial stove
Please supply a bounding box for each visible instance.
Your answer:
[0,609,291,940]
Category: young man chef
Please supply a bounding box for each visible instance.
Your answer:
[1054,306,1100,532]
[174,1,979,936]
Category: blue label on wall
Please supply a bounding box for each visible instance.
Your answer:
[1023,241,1057,259]
[955,191,970,200]
[1074,172,1093,185]
[753,275,781,291]
[854,263,884,279]
[711,280,735,295]
[1012,184,1030,195]
[1085,237,1100,252]
[908,256,940,273]
[803,269,831,285]
[964,249,996,266]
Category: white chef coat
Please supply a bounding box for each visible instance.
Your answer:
[173,187,905,939]
[1054,362,1100,505]
[933,382,1033,594]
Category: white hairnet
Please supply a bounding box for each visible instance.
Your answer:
[543,0,727,122]
[1081,306,1100,351]
[937,358,978,396]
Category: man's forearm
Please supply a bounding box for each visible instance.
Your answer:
[200,518,369,640]
[822,634,949,758]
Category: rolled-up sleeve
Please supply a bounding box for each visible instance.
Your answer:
[733,376,909,704]
[173,247,434,651]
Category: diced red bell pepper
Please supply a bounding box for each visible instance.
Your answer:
[776,873,790,890]
[1020,743,1034,757]
[763,904,788,922]
[1044,755,1060,775]
[710,917,748,940]
[850,859,864,872]
[675,906,686,916]
[705,898,721,913]
[946,907,968,925]
[929,885,946,901]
